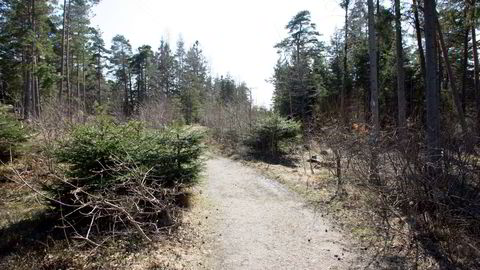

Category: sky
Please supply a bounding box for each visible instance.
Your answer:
[91,0,344,107]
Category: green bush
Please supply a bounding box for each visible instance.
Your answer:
[244,114,300,157]
[0,104,27,161]
[54,118,203,187]
[45,117,204,238]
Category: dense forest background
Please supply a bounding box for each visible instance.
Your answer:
[1,0,480,268]
[0,0,254,127]
[2,0,479,139]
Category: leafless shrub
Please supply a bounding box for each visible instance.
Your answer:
[138,97,183,129]
[315,122,480,268]
[7,162,183,245]
[202,101,255,149]
[53,163,183,244]
[32,100,85,148]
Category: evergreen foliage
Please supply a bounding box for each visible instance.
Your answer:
[0,104,27,160]
[45,117,204,236]
[51,117,203,191]
[245,114,300,157]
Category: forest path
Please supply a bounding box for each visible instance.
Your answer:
[198,155,359,270]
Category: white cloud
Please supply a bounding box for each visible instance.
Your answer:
[91,0,344,107]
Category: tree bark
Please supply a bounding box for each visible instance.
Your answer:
[59,0,68,101]
[368,0,380,182]
[341,0,349,124]
[32,0,38,118]
[412,0,426,117]
[82,47,86,113]
[394,0,406,137]
[34,76,40,116]
[412,0,426,80]
[23,56,31,120]
[76,52,80,113]
[23,0,35,120]
[122,50,129,116]
[96,49,101,105]
[23,72,31,119]
[461,7,470,114]
[65,0,71,112]
[0,75,4,104]
[471,0,480,135]
[424,0,441,163]
[436,14,467,134]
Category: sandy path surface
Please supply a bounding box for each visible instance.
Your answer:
[200,156,359,270]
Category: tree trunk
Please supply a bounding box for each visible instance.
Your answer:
[59,0,67,101]
[412,0,426,80]
[123,56,129,116]
[288,88,293,117]
[32,0,38,118]
[82,47,86,113]
[436,14,467,134]
[395,0,406,137]
[376,0,380,93]
[368,0,380,183]
[461,7,470,114]
[76,53,80,113]
[412,0,426,117]
[471,0,480,135]
[96,51,101,105]
[65,0,71,113]
[424,0,441,163]
[23,67,31,120]
[23,0,36,120]
[341,0,349,124]
[35,76,40,116]
[0,75,4,103]
[123,49,133,117]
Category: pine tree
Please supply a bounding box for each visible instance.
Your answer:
[424,0,441,162]
[131,45,154,110]
[110,35,133,116]
[394,0,406,136]
[156,39,176,97]
[273,10,323,123]
[88,27,108,107]
[181,41,207,124]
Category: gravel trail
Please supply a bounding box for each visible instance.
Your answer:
[201,156,359,270]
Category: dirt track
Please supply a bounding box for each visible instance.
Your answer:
[200,156,360,269]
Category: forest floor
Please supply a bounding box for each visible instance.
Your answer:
[193,154,363,269]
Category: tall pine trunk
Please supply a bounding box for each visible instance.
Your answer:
[368,0,380,183]
[23,0,36,120]
[23,59,31,120]
[461,7,470,114]
[34,76,40,116]
[412,0,426,80]
[424,0,441,163]
[97,54,102,105]
[82,48,86,113]
[412,0,426,117]
[32,0,38,118]
[122,52,129,116]
[341,0,349,124]
[471,0,480,135]
[59,0,67,101]
[76,53,80,113]
[394,0,406,137]
[65,0,71,113]
[436,14,467,134]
